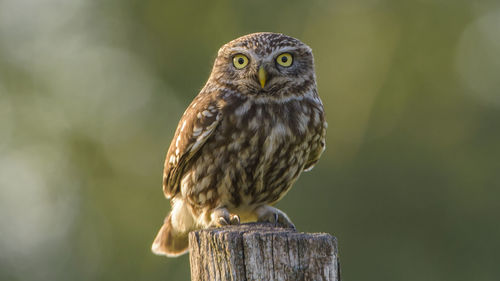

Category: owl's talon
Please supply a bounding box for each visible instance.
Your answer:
[229,214,240,225]
[255,205,295,229]
[218,216,230,226]
[209,207,240,227]
[265,212,278,224]
[276,214,295,229]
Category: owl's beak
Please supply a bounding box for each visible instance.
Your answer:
[258,66,267,88]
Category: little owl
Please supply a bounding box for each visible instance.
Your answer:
[152,32,327,257]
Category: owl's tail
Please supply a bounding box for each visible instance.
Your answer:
[151,213,189,257]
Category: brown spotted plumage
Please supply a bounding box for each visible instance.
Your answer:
[152,32,327,257]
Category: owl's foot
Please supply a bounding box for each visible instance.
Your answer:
[255,205,296,229]
[209,207,240,227]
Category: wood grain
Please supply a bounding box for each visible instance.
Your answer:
[189,223,340,281]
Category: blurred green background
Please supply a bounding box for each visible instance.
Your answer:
[1,0,499,280]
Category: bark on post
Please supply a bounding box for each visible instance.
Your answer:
[189,223,340,281]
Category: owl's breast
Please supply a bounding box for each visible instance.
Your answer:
[184,95,324,212]
[222,98,321,206]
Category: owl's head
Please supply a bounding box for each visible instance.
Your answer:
[209,32,316,97]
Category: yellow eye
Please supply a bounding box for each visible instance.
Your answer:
[276,53,293,67]
[233,54,249,69]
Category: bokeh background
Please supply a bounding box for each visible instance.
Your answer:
[1,0,500,280]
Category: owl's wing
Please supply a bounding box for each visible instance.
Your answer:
[162,93,221,199]
[303,137,325,172]
[303,123,327,172]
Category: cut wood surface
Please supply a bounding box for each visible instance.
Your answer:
[189,223,340,281]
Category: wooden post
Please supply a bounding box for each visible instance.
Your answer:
[189,223,340,281]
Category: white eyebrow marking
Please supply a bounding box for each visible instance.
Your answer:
[226,48,258,58]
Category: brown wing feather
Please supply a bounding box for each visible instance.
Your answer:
[303,123,327,171]
[304,100,327,172]
[162,93,221,198]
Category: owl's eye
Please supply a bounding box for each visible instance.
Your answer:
[276,53,293,67]
[233,54,249,69]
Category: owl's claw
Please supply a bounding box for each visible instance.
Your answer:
[217,216,230,226]
[209,208,240,227]
[255,205,296,229]
[229,214,240,225]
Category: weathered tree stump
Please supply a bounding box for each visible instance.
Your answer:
[189,223,340,281]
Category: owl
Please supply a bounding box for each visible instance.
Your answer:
[152,32,327,257]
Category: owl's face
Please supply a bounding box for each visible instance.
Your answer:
[209,33,315,97]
